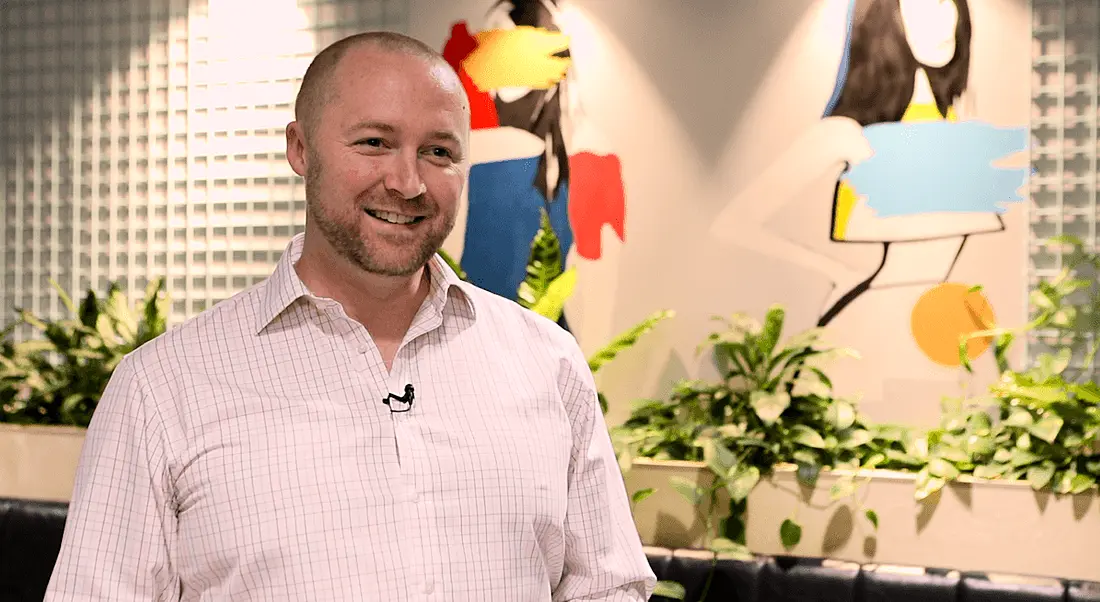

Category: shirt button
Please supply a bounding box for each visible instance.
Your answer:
[423,580,435,594]
[356,344,368,354]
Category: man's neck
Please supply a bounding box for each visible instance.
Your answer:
[294,234,431,344]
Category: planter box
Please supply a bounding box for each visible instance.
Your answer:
[749,465,1100,582]
[624,460,1100,582]
[623,459,730,549]
[0,424,85,501]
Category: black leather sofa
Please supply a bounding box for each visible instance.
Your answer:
[3,496,1099,601]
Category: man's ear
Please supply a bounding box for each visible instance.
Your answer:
[285,121,308,177]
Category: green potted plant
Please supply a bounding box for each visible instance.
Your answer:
[613,305,881,551]
[748,236,1100,582]
[0,278,169,500]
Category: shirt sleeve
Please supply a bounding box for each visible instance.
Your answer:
[551,336,657,602]
[44,355,180,601]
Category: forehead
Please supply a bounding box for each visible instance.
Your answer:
[323,47,467,135]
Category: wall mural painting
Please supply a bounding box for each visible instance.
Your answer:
[724,0,1029,369]
[441,0,627,325]
[824,0,1029,367]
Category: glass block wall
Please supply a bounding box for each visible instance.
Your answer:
[1030,0,1099,377]
[0,0,408,329]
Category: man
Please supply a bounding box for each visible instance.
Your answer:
[45,31,656,601]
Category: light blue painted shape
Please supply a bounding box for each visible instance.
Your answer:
[845,120,1029,217]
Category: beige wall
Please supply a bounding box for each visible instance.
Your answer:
[409,0,1032,428]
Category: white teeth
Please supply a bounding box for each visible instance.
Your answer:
[368,210,418,225]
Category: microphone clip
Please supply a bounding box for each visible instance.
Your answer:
[382,384,415,413]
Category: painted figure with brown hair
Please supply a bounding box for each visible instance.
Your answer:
[714,0,1028,367]
[441,0,627,316]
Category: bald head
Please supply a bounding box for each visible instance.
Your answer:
[294,31,460,139]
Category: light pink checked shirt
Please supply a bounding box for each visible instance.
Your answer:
[45,233,656,601]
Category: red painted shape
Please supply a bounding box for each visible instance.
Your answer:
[441,21,499,130]
[568,152,626,260]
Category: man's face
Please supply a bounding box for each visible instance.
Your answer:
[294,48,469,277]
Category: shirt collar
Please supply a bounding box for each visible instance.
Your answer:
[254,233,478,334]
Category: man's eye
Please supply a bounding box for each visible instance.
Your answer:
[430,147,452,158]
[356,138,384,147]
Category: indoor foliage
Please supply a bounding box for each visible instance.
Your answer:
[611,305,897,561]
[917,234,1100,499]
[0,278,169,427]
[613,235,1100,595]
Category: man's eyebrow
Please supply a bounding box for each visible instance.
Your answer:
[347,120,396,133]
[427,130,462,146]
[346,121,462,146]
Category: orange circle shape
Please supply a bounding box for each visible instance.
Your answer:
[910,283,996,367]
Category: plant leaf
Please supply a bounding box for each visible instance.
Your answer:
[631,488,655,506]
[926,457,961,480]
[1017,432,1032,450]
[915,468,946,501]
[1010,447,1043,467]
[1074,382,1100,404]
[829,477,857,501]
[528,267,577,322]
[840,429,873,449]
[1026,462,1056,490]
[1069,473,1095,494]
[865,509,879,530]
[780,518,802,548]
[757,305,785,358]
[1003,407,1034,427]
[13,340,55,355]
[516,208,562,309]
[48,278,78,316]
[797,464,820,488]
[826,400,856,430]
[726,465,761,502]
[711,537,754,560]
[750,391,790,424]
[792,375,832,399]
[704,438,738,477]
[652,580,687,600]
[103,284,138,341]
[587,310,675,374]
[1015,385,1069,404]
[966,435,995,457]
[669,476,701,505]
[790,424,826,449]
[1028,414,1064,444]
[973,463,1007,479]
[936,441,970,463]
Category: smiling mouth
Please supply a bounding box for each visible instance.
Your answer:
[365,209,426,225]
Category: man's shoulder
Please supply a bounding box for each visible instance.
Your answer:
[122,281,269,380]
[458,282,577,348]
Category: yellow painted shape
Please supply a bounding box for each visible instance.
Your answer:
[463,26,572,92]
[910,283,995,367]
[833,181,858,239]
[901,102,956,123]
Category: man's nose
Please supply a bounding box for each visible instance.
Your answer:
[383,149,426,200]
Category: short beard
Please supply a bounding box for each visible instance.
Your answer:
[304,156,453,277]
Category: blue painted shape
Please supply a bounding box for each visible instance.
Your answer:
[823,0,858,117]
[460,156,573,300]
[844,120,1029,217]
